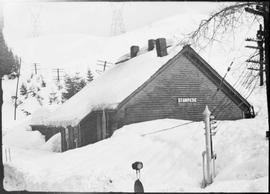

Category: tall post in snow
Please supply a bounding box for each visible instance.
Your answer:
[102,110,107,139]
[203,105,213,184]
[14,58,21,120]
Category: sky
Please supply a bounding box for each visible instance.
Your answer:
[2,1,229,43]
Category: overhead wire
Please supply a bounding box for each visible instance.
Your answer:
[141,121,196,136]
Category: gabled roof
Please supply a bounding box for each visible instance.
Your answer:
[117,45,253,115]
[33,44,253,127]
[182,46,252,113]
[35,44,183,127]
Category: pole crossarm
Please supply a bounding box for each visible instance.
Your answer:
[245,7,264,16]
[246,59,265,64]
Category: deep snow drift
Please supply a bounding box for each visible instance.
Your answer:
[2,85,269,192]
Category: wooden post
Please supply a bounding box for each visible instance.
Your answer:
[203,105,213,184]
[102,110,107,139]
[34,63,37,74]
[5,148,8,163]
[263,2,269,138]
[257,24,264,86]
[14,58,21,120]
[97,113,101,141]
[8,147,11,162]
[65,127,69,150]
[201,151,207,188]
[103,61,107,72]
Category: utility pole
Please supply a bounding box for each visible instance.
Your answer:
[14,58,21,120]
[110,2,126,36]
[258,24,264,86]
[263,2,269,139]
[52,68,64,82]
[96,60,114,74]
[33,63,40,75]
[245,24,265,86]
[245,2,269,138]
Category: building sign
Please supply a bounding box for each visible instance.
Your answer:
[178,97,197,103]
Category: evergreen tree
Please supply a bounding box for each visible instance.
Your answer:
[62,73,86,101]
[0,3,20,186]
[86,68,94,82]
[41,80,46,87]
[20,83,28,96]
[0,31,19,77]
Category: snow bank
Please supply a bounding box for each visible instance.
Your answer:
[2,114,45,150]
[40,133,61,153]
[3,129,45,149]
[4,112,268,192]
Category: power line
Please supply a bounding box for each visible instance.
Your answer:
[141,121,196,136]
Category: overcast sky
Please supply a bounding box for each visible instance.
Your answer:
[2,1,229,43]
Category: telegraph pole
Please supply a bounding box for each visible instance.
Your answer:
[263,2,269,138]
[245,24,265,86]
[245,2,269,138]
[52,68,64,82]
[14,58,21,120]
[96,60,114,74]
[33,63,40,75]
[258,24,264,86]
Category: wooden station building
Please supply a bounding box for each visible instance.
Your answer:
[30,38,255,152]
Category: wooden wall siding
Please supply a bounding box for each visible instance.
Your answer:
[106,111,117,137]
[183,50,251,113]
[96,111,116,140]
[80,112,98,145]
[60,128,67,152]
[118,54,243,124]
[97,113,102,141]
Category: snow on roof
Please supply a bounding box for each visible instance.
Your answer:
[115,39,174,64]
[36,43,183,127]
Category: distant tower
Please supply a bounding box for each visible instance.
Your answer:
[0,2,4,30]
[29,4,43,38]
[110,2,126,36]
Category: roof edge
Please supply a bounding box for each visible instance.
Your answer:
[183,46,253,114]
[117,45,189,110]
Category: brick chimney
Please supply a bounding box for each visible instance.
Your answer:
[148,39,156,51]
[155,38,168,57]
[130,45,140,58]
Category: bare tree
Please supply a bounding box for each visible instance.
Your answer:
[180,2,260,50]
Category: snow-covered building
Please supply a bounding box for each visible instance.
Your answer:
[30,38,255,151]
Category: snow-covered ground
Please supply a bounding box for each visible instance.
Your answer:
[2,11,268,192]
[2,84,269,192]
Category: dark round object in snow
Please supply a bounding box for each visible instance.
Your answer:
[134,179,144,193]
[132,161,143,170]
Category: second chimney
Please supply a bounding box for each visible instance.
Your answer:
[155,38,168,57]
[148,39,156,51]
[130,45,140,58]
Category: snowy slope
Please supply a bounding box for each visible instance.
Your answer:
[6,13,207,79]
